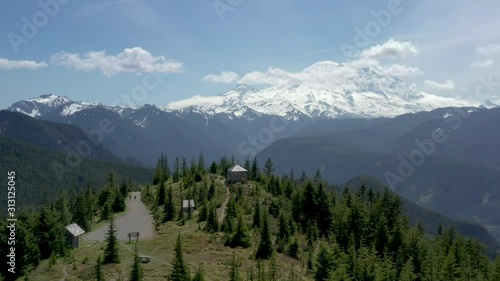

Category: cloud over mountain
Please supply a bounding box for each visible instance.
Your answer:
[50,47,183,76]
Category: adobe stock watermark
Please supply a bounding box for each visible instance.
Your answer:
[51,72,170,181]
[7,0,71,54]
[213,0,243,22]
[340,0,405,61]
[237,117,289,159]
[383,74,499,190]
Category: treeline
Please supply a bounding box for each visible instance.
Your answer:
[0,172,137,280]
[143,154,500,281]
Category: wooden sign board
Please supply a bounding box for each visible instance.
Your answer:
[128,232,140,242]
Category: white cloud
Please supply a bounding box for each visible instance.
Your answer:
[50,47,183,76]
[380,64,424,77]
[236,41,424,86]
[238,67,303,86]
[360,39,419,60]
[424,80,455,90]
[476,44,500,56]
[470,59,494,68]
[0,58,48,70]
[201,71,239,83]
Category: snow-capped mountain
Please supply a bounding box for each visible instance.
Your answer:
[9,94,73,117]
[165,62,488,120]
[6,61,497,123]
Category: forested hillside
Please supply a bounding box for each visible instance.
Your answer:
[9,155,499,281]
[0,110,123,163]
[0,135,152,209]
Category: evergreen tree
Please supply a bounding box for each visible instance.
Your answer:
[198,152,206,174]
[204,204,219,233]
[399,257,416,281]
[162,153,170,181]
[153,155,163,185]
[157,179,166,206]
[229,251,240,281]
[120,179,129,198]
[112,192,126,213]
[101,201,112,221]
[263,158,274,178]
[315,242,333,281]
[130,243,143,281]
[251,158,260,181]
[209,161,218,174]
[103,215,120,264]
[181,157,188,177]
[170,234,189,281]
[253,199,261,229]
[256,212,273,260]
[198,199,208,222]
[163,185,175,222]
[227,214,251,248]
[244,157,251,174]
[208,179,216,201]
[173,157,181,182]
[192,264,205,281]
[95,255,103,281]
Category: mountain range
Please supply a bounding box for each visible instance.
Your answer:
[5,67,500,242]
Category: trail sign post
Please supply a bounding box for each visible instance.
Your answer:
[128,232,140,243]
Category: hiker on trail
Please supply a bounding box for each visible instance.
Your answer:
[129,195,131,200]
[134,195,136,200]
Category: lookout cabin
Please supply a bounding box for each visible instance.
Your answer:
[227,165,248,183]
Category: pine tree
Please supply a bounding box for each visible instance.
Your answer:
[170,234,189,281]
[153,155,163,185]
[192,264,205,281]
[263,158,274,178]
[204,204,219,233]
[253,200,261,229]
[198,152,206,174]
[157,179,166,206]
[251,158,260,181]
[181,157,188,177]
[101,201,113,221]
[227,214,251,248]
[315,243,333,281]
[130,243,143,281]
[244,157,251,174]
[120,179,129,197]
[208,179,216,201]
[163,185,175,222]
[95,255,103,281]
[269,252,278,281]
[173,157,180,182]
[399,257,417,281]
[256,212,273,260]
[209,161,218,174]
[162,153,170,181]
[103,215,120,264]
[187,199,193,220]
[229,251,240,281]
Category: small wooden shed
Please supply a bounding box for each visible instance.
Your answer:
[65,223,85,248]
[227,165,248,183]
[182,199,195,213]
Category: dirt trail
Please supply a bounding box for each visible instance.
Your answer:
[84,192,154,242]
[59,266,68,281]
[218,184,230,224]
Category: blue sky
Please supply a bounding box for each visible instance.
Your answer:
[1,0,499,109]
